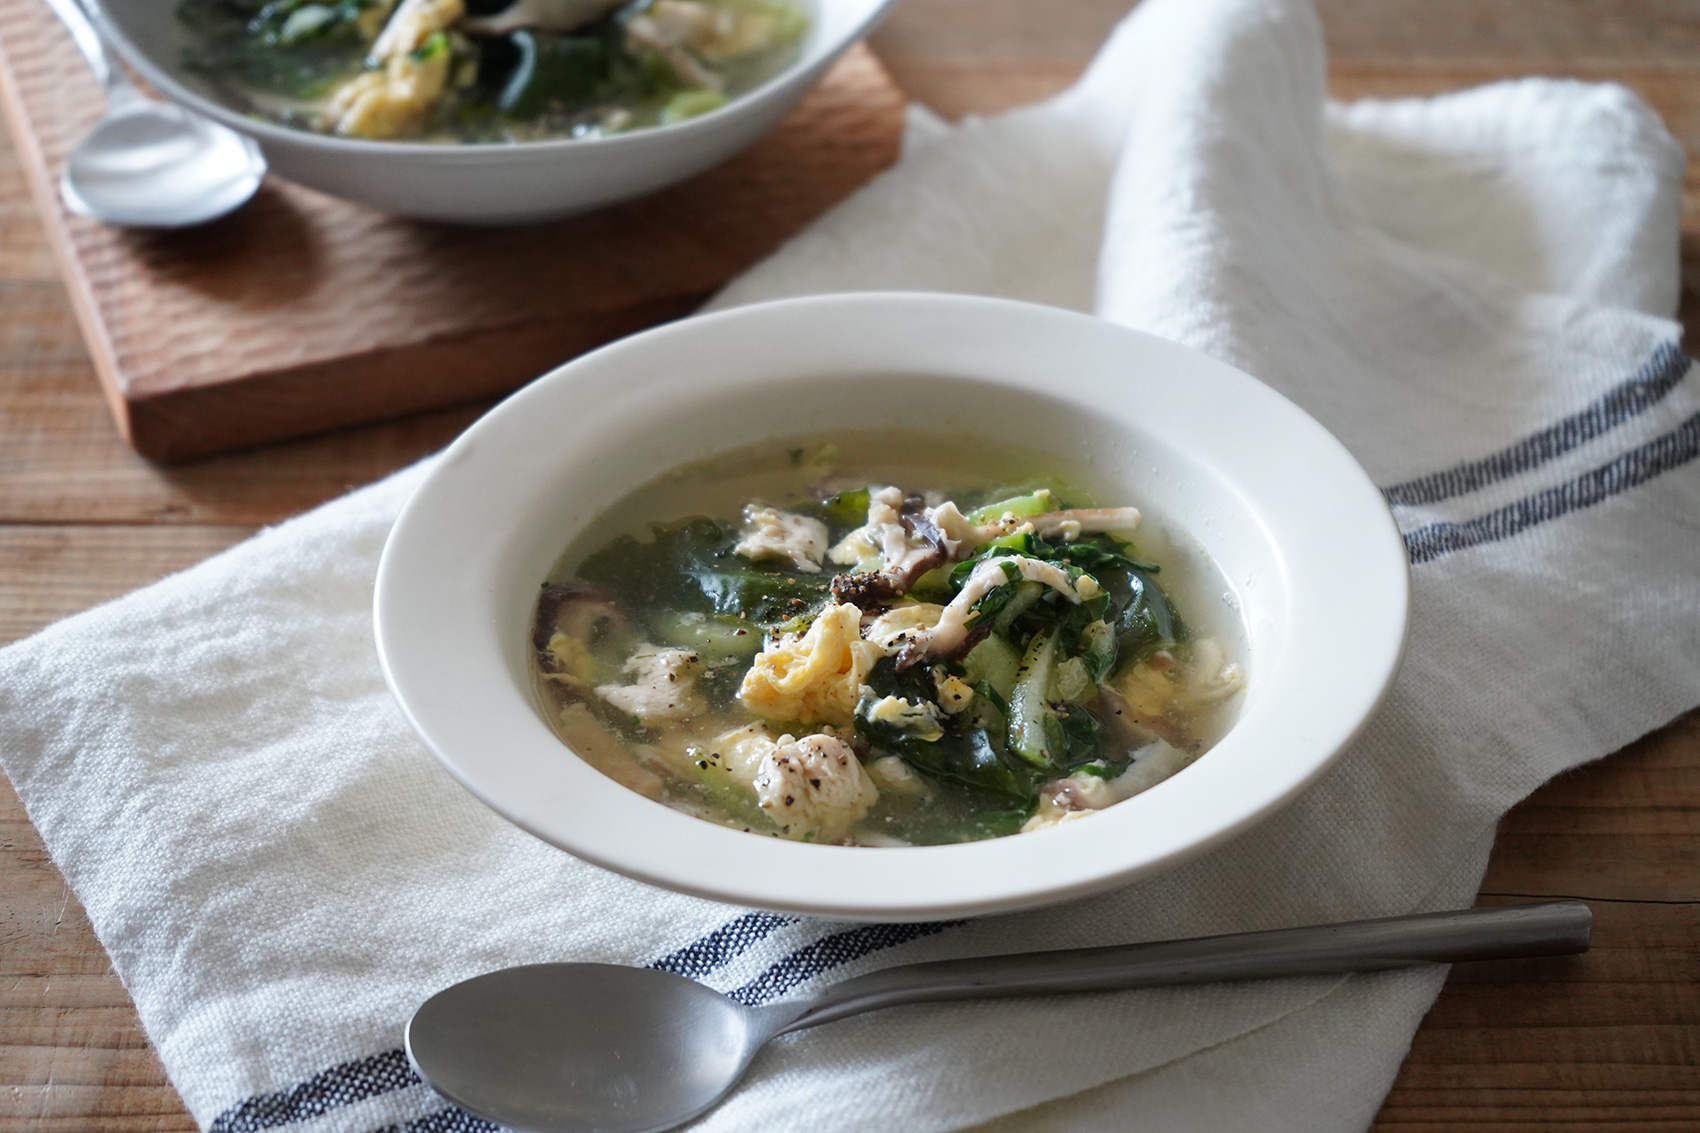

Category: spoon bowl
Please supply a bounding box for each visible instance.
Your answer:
[404,901,1592,1133]
[60,90,265,228]
[407,964,785,1133]
[44,0,263,229]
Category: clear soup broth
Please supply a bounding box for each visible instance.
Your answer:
[531,432,1246,846]
[178,0,808,142]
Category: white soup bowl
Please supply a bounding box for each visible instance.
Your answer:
[374,292,1409,920]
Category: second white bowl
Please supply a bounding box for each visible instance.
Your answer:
[89,0,896,223]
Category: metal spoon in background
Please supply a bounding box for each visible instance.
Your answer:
[407,900,1593,1133]
[41,0,265,228]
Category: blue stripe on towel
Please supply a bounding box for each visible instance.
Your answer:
[207,1049,421,1133]
[1382,340,1690,508]
[648,911,800,978]
[729,921,960,1006]
[1403,410,1700,564]
[381,1109,500,1133]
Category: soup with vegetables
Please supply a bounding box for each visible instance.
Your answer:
[531,434,1245,846]
[178,0,808,141]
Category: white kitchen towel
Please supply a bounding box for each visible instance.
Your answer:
[2,0,1696,1130]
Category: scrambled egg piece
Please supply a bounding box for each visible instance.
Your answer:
[737,602,882,726]
[1115,638,1243,719]
[862,694,945,742]
[544,631,597,686]
[933,672,975,714]
[596,645,703,723]
[752,732,878,841]
[329,48,450,138]
[1117,656,1177,718]
[327,0,463,138]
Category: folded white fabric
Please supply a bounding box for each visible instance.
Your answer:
[2,0,1696,1130]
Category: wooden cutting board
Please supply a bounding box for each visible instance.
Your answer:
[0,0,906,461]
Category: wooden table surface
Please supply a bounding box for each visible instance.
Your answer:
[2,1,1696,1129]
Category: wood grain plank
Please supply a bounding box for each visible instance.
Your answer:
[1315,0,1700,67]
[0,522,244,1133]
[0,778,189,1133]
[0,525,253,644]
[0,263,483,528]
[870,0,1700,71]
[0,103,50,282]
[1480,712,1700,903]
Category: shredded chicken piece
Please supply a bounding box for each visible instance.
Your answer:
[752,733,878,841]
[1020,769,1116,832]
[1103,740,1193,799]
[866,754,927,799]
[909,555,1102,662]
[595,645,702,722]
[624,2,725,90]
[1021,745,1193,833]
[737,602,883,726]
[733,505,829,573]
[370,0,462,58]
[923,500,1019,551]
[862,603,944,650]
[556,703,664,798]
[925,502,1141,551]
[829,487,902,568]
[874,487,944,581]
[827,486,951,599]
[355,0,399,39]
[1027,507,1142,541]
[628,0,785,65]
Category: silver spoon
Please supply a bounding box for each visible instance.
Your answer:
[407,900,1592,1133]
[42,0,265,228]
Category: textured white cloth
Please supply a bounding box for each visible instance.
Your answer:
[3,0,1697,1130]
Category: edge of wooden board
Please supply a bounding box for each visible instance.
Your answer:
[0,21,136,449]
[124,294,702,460]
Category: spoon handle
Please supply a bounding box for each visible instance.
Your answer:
[779,901,1590,1034]
[40,0,116,90]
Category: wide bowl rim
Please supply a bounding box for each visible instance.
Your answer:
[374,292,1411,921]
[85,0,895,158]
